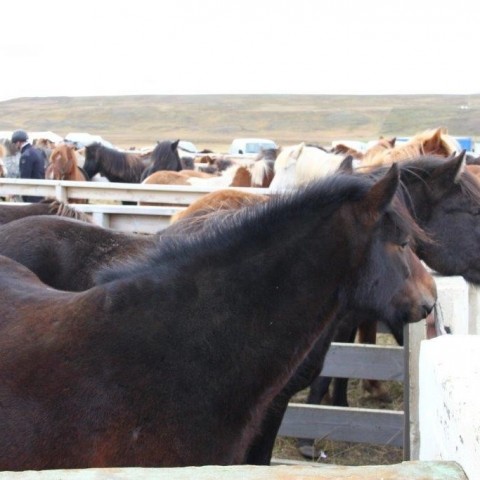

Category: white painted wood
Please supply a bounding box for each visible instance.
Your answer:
[419,335,480,480]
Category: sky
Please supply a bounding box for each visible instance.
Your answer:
[0,0,478,102]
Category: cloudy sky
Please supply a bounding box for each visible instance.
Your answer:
[0,0,478,101]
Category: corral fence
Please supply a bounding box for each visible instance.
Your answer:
[0,178,467,462]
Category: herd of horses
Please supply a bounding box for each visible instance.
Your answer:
[0,127,480,470]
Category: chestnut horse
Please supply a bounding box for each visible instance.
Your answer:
[170,189,271,224]
[46,144,89,183]
[0,167,434,470]
[360,127,460,167]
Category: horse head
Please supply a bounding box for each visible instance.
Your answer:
[46,144,78,180]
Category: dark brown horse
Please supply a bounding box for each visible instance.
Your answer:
[0,199,93,226]
[0,216,158,291]
[0,167,432,470]
[83,142,148,183]
[0,153,476,466]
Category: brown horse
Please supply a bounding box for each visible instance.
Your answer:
[0,167,434,470]
[0,198,93,225]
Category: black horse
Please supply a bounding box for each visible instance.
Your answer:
[0,167,432,470]
[140,139,182,181]
[296,152,480,458]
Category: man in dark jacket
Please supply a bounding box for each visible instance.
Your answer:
[11,129,46,202]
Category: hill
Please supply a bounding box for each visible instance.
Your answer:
[1,94,479,151]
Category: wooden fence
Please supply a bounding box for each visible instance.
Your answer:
[0,178,430,457]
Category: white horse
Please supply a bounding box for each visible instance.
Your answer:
[268,142,348,192]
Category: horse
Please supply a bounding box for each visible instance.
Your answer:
[265,131,462,404]
[297,151,480,457]
[1,153,478,466]
[142,160,274,193]
[140,139,182,181]
[83,142,148,183]
[170,189,271,224]
[0,167,434,470]
[0,198,93,226]
[268,142,347,192]
[166,152,480,464]
[360,127,461,167]
[0,216,158,291]
[45,144,89,182]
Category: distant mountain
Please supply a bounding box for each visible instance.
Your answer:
[0,94,478,150]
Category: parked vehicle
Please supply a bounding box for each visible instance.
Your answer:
[228,138,277,156]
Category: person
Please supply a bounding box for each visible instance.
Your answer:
[11,129,46,202]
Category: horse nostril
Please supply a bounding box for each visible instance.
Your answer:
[422,301,435,319]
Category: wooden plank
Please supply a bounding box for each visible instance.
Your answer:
[0,462,469,480]
[321,342,404,381]
[279,403,404,447]
[0,178,271,204]
[407,318,428,460]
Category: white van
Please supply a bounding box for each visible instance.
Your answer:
[228,138,277,156]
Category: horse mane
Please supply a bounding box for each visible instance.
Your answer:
[96,173,421,284]
[43,199,94,223]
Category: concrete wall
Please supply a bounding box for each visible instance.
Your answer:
[419,335,480,480]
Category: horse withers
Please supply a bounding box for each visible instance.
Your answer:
[0,165,434,469]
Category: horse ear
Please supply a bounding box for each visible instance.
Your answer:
[432,150,466,186]
[359,163,399,225]
[292,143,305,160]
[172,139,180,150]
[390,137,396,147]
[423,128,443,152]
[337,155,354,174]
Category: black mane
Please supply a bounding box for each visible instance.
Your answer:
[96,172,419,284]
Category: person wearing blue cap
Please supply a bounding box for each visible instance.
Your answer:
[11,130,46,202]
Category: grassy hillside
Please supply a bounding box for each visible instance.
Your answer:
[1,94,479,151]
